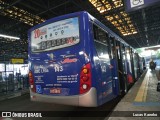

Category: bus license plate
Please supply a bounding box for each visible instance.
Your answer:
[50,88,61,94]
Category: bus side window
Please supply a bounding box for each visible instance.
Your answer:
[93,24,109,60]
[93,24,108,44]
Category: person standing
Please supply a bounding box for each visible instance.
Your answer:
[149,59,155,71]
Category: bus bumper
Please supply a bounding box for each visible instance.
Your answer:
[30,87,97,107]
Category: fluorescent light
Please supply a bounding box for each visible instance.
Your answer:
[0,34,20,40]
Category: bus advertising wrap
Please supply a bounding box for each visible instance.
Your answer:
[31,17,80,52]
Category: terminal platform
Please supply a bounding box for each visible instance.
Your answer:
[107,69,160,120]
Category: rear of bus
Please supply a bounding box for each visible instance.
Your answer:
[28,12,97,107]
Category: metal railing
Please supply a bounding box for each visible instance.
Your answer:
[0,71,29,96]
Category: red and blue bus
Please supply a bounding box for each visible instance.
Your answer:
[28,11,143,107]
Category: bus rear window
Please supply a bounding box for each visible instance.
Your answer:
[31,17,80,53]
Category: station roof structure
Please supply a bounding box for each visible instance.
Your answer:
[0,0,160,61]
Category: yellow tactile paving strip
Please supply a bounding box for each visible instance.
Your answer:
[134,73,149,102]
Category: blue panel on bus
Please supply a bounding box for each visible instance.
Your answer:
[36,85,42,93]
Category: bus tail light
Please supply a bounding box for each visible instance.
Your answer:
[80,63,91,94]
[29,71,36,92]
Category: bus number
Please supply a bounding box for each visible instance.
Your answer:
[54,65,63,72]
[101,66,106,72]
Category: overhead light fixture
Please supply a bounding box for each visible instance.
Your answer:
[0,34,20,40]
[89,0,138,36]
[0,0,45,26]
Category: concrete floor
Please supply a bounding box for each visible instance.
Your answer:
[0,92,121,120]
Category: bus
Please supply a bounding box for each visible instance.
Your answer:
[28,11,143,107]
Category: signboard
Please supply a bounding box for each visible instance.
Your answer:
[31,17,80,52]
[11,58,24,64]
[125,0,160,12]
[130,0,144,8]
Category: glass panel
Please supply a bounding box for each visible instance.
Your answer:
[31,17,80,52]
[93,24,110,60]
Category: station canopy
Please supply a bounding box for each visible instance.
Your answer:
[0,0,160,61]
